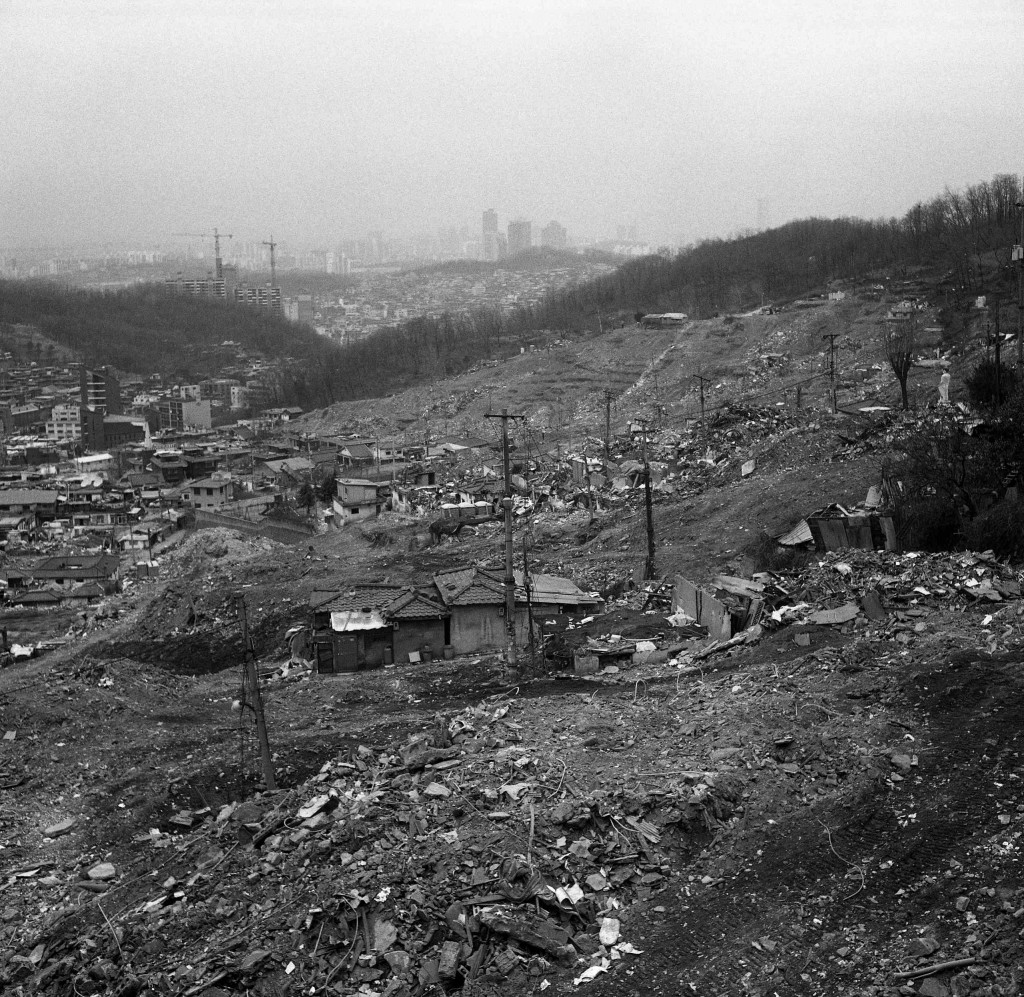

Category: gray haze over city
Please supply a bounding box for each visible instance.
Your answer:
[2,0,1023,251]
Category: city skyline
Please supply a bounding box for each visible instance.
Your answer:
[3,1,1022,250]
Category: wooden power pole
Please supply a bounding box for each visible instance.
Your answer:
[604,389,614,461]
[1014,198,1023,369]
[692,375,711,429]
[485,408,525,665]
[822,333,839,413]
[234,593,277,790]
[636,416,656,581]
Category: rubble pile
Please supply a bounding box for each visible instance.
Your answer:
[683,549,1024,652]
[3,697,743,997]
[159,528,285,579]
[780,548,1023,615]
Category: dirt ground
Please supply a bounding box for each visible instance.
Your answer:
[3,588,1024,996]
[2,273,1020,996]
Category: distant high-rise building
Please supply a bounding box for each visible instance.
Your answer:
[164,275,226,299]
[285,294,314,325]
[234,284,282,310]
[541,221,567,250]
[507,218,532,256]
[616,223,639,242]
[482,209,499,262]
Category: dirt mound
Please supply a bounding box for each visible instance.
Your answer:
[159,528,284,578]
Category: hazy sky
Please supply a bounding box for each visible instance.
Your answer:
[2,0,1022,249]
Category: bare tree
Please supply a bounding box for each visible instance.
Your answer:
[882,315,917,410]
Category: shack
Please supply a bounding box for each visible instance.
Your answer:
[309,585,450,673]
[807,503,901,552]
[310,592,393,673]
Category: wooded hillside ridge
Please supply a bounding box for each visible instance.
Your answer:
[2,172,1020,410]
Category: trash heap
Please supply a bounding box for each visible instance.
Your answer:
[6,697,742,997]
[666,549,1024,671]
[779,548,1022,615]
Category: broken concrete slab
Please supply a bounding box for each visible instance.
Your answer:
[807,603,859,625]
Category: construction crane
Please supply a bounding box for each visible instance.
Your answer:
[262,235,277,287]
[171,228,233,278]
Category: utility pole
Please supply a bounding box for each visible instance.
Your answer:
[822,333,839,413]
[636,416,656,581]
[522,533,535,662]
[603,390,614,461]
[262,235,278,288]
[234,593,276,790]
[1014,198,1023,369]
[692,375,711,429]
[990,295,1002,408]
[485,409,525,666]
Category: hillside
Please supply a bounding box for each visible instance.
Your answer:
[3,237,1024,994]
[3,172,1018,415]
[0,279,342,381]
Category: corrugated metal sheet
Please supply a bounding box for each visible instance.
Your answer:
[776,520,813,547]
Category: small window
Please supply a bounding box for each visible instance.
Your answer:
[351,507,359,515]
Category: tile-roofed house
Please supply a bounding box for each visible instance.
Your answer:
[433,566,503,605]
[431,565,603,655]
[31,553,120,589]
[432,566,508,654]
[308,585,450,673]
[257,456,314,486]
[338,442,374,466]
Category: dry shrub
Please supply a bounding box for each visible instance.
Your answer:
[745,530,808,572]
[962,500,1024,561]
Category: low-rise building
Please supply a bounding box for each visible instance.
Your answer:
[31,552,121,590]
[0,488,60,525]
[333,478,380,524]
[185,474,234,510]
[46,402,82,442]
[159,398,213,431]
[74,453,115,475]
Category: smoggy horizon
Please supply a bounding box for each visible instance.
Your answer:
[3,0,1022,251]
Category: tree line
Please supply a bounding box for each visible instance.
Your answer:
[2,173,1020,411]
